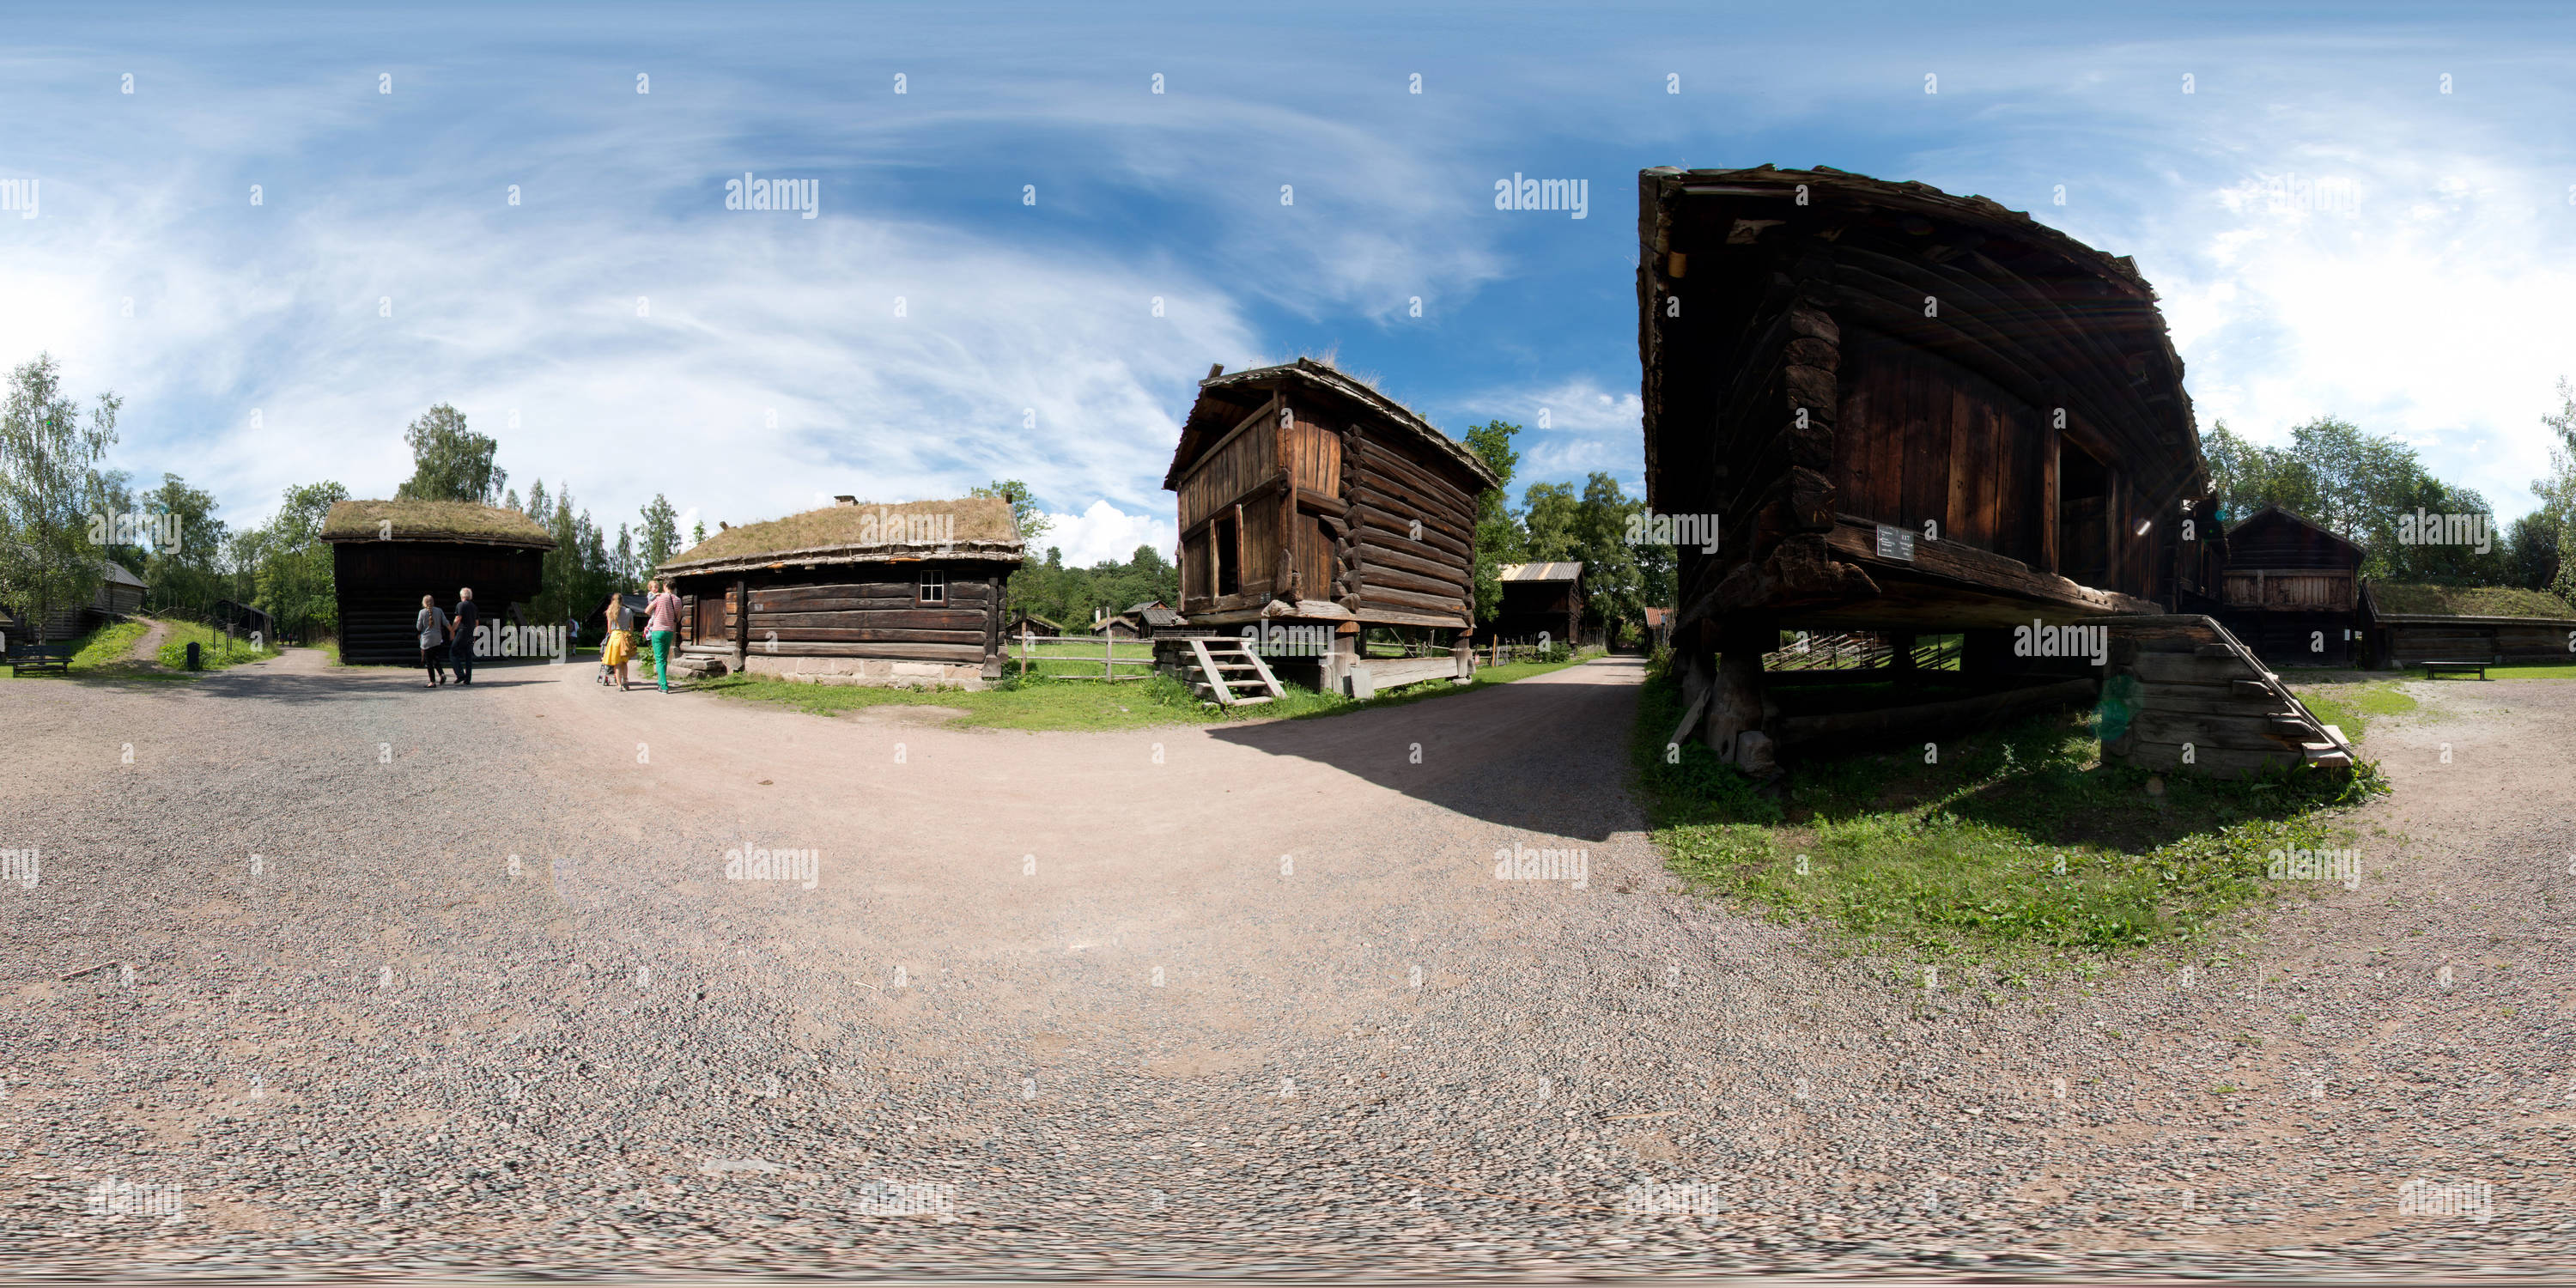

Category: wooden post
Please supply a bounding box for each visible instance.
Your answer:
[1704,615,1776,773]
[1020,624,1030,677]
[732,576,750,671]
[1104,632,1114,681]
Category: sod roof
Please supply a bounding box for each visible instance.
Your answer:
[656,497,1023,575]
[322,499,557,549]
[2369,583,2576,621]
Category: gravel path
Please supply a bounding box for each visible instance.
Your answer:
[0,651,2567,1280]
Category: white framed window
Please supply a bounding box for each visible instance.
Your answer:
[919,569,946,605]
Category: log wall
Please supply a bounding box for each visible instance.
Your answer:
[671,566,1008,667]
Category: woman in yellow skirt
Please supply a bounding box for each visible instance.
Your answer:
[600,593,638,690]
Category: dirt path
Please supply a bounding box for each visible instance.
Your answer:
[0,651,2565,1279]
[123,616,169,665]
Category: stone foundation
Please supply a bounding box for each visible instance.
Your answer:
[736,653,989,690]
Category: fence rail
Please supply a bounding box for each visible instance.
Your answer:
[1013,630,1157,682]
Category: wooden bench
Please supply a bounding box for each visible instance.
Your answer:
[8,642,75,677]
[2419,659,2490,680]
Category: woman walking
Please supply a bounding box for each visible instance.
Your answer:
[600,592,638,691]
[643,577,683,694]
[416,593,451,687]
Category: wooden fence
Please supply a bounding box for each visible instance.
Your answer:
[1013,629,1157,682]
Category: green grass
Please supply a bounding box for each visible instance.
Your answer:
[702,651,1594,732]
[69,621,149,671]
[2397,661,2576,681]
[155,619,279,671]
[1630,669,2386,971]
[2290,678,2419,741]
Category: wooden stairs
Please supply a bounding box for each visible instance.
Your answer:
[1185,637,1287,707]
[2100,616,2359,777]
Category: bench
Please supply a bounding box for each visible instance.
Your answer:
[2419,659,2490,680]
[8,642,75,677]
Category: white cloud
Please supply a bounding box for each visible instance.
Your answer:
[1036,499,1175,568]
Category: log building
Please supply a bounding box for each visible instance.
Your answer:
[1163,358,1498,693]
[2361,583,2576,666]
[324,500,554,665]
[1492,562,1585,647]
[653,496,1022,688]
[1637,166,2215,769]
[2207,505,2363,665]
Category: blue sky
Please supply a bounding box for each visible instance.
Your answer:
[7,2,2576,563]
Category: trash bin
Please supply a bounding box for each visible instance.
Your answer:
[185,641,202,671]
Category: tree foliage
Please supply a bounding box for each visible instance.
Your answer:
[0,354,121,639]
[2201,416,2509,586]
[394,404,507,505]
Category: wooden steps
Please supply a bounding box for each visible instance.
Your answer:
[1185,637,1285,707]
[2099,615,2357,778]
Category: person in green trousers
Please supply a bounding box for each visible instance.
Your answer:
[643,577,684,693]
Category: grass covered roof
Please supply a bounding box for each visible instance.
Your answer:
[322,499,556,549]
[657,497,1023,574]
[2370,583,2576,620]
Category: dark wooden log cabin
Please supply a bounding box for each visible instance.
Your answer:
[2361,583,2576,666]
[653,496,1021,688]
[1492,562,1585,647]
[2208,505,2363,665]
[324,500,554,665]
[1163,358,1500,690]
[1637,165,2212,770]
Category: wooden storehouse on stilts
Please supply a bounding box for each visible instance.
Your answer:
[1637,165,2349,776]
[1158,358,1499,703]
[323,500,555,665]
[652,496,1022,688]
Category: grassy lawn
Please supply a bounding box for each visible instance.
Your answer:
[2398,661,2576,680]
[1631,667,2386,977]
[702,651,1595,732]
[2289,677,2420,741]
[154,619,279,671]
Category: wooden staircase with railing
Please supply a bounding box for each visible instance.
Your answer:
[1185,636,1287,707]
[2100,615,2359,776]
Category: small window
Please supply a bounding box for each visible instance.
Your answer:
[919,569,946,605]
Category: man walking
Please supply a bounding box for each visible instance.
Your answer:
[643,578,683,693]
[450,586,481,684]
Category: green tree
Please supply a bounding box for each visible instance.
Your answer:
[254,480,349,641]
[969,479,1052,553]
[0,354,122,641]
[2535,378,2576,607]
[638,493,681,573]
[140,473,229,617]
[1521,482,1580,561]
[394,404,507,504]
[1461,419,1527,623]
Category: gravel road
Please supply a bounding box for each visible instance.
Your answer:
[1,650,2568,1281]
